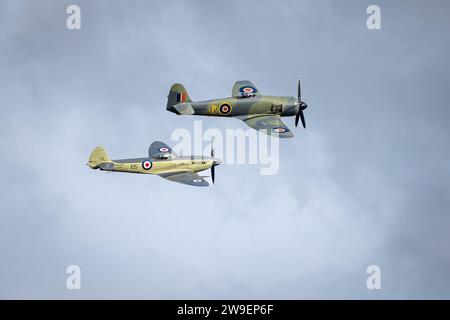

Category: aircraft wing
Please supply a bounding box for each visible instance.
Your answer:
[232,80,261,97]
[242,115,294,138]
[148,141,177,159]
[158,170,209,187]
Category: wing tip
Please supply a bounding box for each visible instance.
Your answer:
[277,131,294,138]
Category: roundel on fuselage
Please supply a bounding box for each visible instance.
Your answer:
[142,160,153,170]
[219,103,232,115]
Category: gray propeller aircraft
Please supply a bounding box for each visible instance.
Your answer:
[87,141,221,186]
[166,80,309,138]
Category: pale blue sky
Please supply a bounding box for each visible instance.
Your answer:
[0,0,449,298]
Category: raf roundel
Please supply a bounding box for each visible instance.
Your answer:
[239,86,257,94]
[159,147,169,153]
[219,103,232,115]
[142,160,153,170]
[273,127,287,133]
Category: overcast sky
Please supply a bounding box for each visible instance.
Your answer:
[1,0,449,299]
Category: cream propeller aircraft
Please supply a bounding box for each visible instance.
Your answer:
[87,141,221,186]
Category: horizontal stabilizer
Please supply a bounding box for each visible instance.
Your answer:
[173,103,195,115]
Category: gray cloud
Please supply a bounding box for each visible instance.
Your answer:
[0,0,449,299]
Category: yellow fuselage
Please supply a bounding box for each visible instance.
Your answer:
[109,158,214,175]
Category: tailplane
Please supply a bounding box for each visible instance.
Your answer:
[166,83,195,115]
[87,146,112,169]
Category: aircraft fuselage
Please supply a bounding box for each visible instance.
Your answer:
[178,95,299,118]
[95,156,216,175]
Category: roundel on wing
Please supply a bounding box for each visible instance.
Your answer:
[159,147,169,153]
[239,86,257,94]
[219,103,232,115]
[142,160,153,170]
[273,127,287,133]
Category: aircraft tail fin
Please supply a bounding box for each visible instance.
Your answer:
[87,146,112,169]
[166,83,193,114]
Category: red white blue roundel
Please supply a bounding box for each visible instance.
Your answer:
[273,127,287,133]
[239,86,257,94]
[219,103,232,115]
[159,147,169,153]
[142,160,152,170]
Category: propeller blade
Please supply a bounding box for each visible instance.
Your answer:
[211,165,215,184]
[296,80,307,129]
[299,110,306,128]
